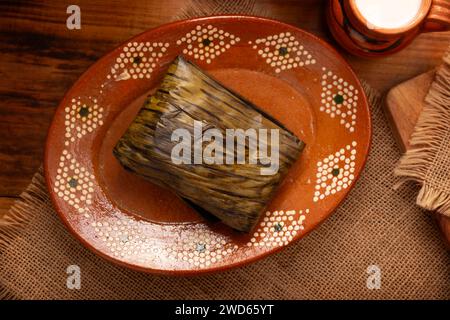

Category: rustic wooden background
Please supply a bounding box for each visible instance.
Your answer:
[0,0,449,217]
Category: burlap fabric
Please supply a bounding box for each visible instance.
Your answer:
[1,81,448,300]
[0,1,449,300]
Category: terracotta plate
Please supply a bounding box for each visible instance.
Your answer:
[45,16,371,274]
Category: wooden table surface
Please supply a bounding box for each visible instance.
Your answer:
[0,0,449,217]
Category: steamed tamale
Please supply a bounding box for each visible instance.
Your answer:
[113,56,304,232]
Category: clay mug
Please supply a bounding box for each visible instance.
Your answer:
[326,0,450,57]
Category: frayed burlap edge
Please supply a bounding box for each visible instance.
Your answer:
[0,168,48,300]
[395,50,450,217]
[361,80,381,112]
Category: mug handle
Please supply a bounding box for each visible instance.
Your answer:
[423,0,450,32]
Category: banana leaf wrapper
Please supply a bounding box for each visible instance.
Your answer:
[113,56,305,232]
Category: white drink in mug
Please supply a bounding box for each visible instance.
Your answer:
[354,0,424,29]
[326,0,450,57]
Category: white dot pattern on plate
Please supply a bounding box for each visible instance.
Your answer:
[92,215,236,269]
[313,141,357,203]
[164,230,237,268]
[64,96,104,146]
[92,218,156,261]
[320,68,359,132]
[249,32,316,73]
[176,25,240,64]
[53,150,95,215]
[108,41,169,80]
[247,209,307,247]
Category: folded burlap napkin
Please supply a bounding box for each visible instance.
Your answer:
[395,50,450,216]
[0,1,449,300]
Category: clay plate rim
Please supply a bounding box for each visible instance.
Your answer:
[44,15,372,275]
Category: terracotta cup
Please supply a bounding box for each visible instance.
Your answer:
[327,0,450,57]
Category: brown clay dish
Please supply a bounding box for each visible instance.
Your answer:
[45,15,371,274]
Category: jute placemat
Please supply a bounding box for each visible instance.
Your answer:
[0,1,449,300]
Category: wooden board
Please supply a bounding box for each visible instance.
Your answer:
[385,71,435,152]
[385,71,450,248]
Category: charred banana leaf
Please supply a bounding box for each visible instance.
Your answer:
[114,56,305,232]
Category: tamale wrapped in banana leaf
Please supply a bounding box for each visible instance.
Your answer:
[113,56,304,232]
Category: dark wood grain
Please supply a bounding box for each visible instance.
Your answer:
[0,0,449,213]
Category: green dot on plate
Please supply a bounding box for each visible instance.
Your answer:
[278,47,288,56]
[78,105,89,117]
[196,243,206,252]
[68,178,78,188]
[274,222,283,232]
[132,56,142,65]
[333,94,344,104]
[332,168,340,176]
